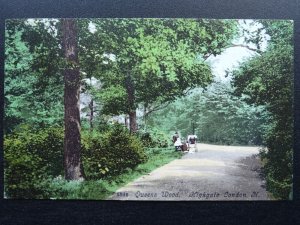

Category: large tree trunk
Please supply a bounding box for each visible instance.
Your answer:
[129,111,137,133]
[125,73,137,133]
[62,19,84,180]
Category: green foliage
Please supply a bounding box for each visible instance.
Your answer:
[231,20,293,199]
[5,19,64,133]
[27,147,181,200]
[147,81,266,146]
[6,18,291,199]
[81,124,147,180]
[4,18,238,131]
[81,19,238,116]
[138,127,171,148]
[4,126,64,198]
[4,124,148,198]
[32,178,110,200]
[260,127,293,199]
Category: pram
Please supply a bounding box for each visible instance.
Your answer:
[187,134,198,152]
[174,137,183,151]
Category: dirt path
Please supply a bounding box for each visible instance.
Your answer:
[108,144,271,201]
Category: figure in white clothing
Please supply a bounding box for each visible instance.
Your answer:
[173,132,183,151]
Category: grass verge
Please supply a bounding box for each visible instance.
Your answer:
[47,147,182,200]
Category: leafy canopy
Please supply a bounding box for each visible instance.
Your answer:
[79,19,238,115]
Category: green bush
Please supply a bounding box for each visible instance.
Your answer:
[4,126,64,198]
[260,124,293,199]
[82,124,147,180]
[4,123,147,198]
[138,128,170,148]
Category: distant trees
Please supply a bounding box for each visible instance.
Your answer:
[146,81,267,145]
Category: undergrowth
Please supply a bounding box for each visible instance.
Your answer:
[46,147,182,200]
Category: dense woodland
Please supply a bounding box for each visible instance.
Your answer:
[4,19,293,199]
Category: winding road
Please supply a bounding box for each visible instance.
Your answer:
[109,143,271,201]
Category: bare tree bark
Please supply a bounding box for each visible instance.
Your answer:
[124,115,128,128]
[62,18,84,180]
[129,111,137,133]
[125,73,137,133]
[143,104,147,131]
[227,44,262,54]
[144,101,172,118]
[89,99,94,131]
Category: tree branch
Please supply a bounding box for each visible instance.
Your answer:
[183,87,193,95]
[228,44,262,55]
[203,53,212,61]
[145,102,172,117]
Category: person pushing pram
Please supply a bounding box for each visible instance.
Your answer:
[187,134,198,152]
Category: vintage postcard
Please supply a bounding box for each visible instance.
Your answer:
[4,18,293,200]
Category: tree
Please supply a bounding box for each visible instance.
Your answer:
[4,19,64,133]
[82,19,239,133]
[61,19,84,180]
[231,20,293,199]
[5,21,34,132]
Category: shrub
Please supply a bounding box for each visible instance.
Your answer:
[4,123,147,198]
[138,128,170,148]
[81,124,147,180]
[260,125,293,199]
[4,126,64,198]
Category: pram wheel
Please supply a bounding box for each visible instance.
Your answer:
[175,145,182,151]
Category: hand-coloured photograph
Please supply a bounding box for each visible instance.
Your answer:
[4,18,293,200]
